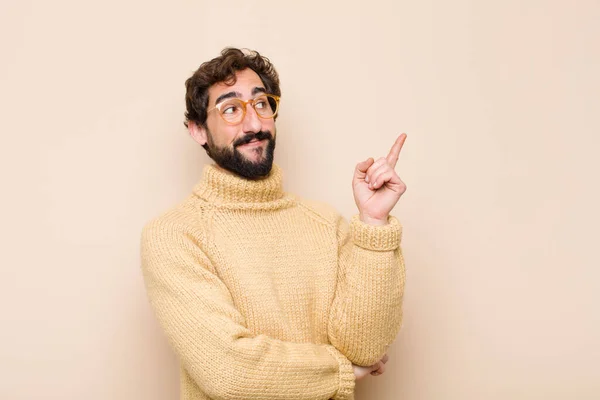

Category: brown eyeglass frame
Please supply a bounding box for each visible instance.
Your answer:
[207,94,281,125]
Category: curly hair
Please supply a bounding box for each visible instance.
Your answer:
[184,48,281,129]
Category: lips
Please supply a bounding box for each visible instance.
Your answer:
[240,139,264,147]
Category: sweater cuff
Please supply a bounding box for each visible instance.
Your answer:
[325,345,355,400]
[350,215,402,251]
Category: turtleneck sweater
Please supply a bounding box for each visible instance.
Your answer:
[141,164,405,400]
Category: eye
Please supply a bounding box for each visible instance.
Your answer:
[254,99,268,110]
[222,105,239,115]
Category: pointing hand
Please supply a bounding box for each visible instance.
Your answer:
[352,134,407,226]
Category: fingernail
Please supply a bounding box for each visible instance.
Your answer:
[365,176,369,183]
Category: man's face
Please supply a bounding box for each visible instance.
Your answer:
[190,68,277,180]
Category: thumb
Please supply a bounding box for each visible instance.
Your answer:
[375,360,383,371]
[370,361,383,375]
[355,157,374,175]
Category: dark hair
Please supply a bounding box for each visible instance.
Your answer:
[184,48,281,130]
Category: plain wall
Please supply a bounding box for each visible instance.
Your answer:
[1,0,599,399]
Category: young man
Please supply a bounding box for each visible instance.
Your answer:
[141,48,407,400]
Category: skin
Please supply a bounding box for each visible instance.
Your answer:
[353,133,408,226]
[189,68,408,380]
[353,353,389,379]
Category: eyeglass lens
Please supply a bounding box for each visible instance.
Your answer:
[219,95,278,123]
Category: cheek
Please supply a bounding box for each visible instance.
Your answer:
[263,119,276,134]
[212,124,241,147]
[224,128,242,146]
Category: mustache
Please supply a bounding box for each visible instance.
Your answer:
[233,131,273,147]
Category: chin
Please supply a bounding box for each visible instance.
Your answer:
[241,149,266,162]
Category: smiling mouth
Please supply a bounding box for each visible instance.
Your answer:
[240,138,264,147]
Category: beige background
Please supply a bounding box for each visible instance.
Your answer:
[1,0,599,399]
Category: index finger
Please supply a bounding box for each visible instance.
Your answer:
[386,133,407,168]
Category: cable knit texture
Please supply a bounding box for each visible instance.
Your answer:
[140,164,406,400]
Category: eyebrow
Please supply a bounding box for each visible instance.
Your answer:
[213,87,267,106]
[214,91,240,106]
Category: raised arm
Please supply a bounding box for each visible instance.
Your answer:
[328,134,408,366]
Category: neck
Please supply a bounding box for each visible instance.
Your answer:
[194,163,285,204]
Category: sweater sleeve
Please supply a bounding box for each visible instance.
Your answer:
[140,219,355,400]
[327,215,406,366]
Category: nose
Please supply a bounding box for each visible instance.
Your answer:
[241,103,262,133]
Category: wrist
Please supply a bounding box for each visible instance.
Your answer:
[359,213,389,226]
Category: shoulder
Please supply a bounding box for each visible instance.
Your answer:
[141,195,206,250]
[140,195,217,278]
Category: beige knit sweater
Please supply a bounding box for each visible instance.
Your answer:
[140,164,405,400]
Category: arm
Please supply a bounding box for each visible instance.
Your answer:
[140,220,355,400]
[327,215,405,366]
[328,134,408,366]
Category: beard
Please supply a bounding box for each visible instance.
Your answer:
[205,129,276,180]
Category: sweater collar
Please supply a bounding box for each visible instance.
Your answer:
[193,163,285,204]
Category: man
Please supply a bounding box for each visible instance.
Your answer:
[141,47,407,400]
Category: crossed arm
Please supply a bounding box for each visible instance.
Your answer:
[141,215,404,399]
[141,221,356,400]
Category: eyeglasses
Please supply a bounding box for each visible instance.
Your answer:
[207,94,280,125]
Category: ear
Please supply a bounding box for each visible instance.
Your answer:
[188,122,208,146]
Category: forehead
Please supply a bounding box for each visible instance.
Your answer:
[208,68,265,105]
